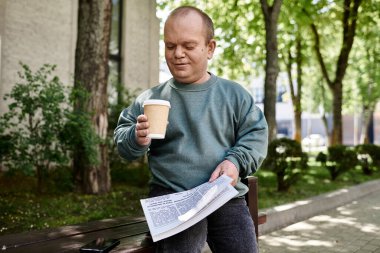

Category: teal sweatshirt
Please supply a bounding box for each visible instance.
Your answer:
[114,73,268,197]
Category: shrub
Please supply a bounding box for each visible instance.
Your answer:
[0,63,97,193]
[325,145,358,181]
[0,133,13,167]
[0,63,71,191]
[46,165,74,193]
[107,82,148,183]
[60,87,100,166]
[262,138,308,192]
[111,165,150,187]
[316,152,327,167]
[355,144,380,175]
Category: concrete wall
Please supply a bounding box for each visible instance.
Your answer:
[122,0,159,93]
[0,0,5,93]
[0,0,160,114]
[0,0,78,114]
[374,103,380,144]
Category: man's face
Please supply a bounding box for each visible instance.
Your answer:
[164,12,215,84]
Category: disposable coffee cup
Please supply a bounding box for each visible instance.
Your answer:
[143,99,171,139]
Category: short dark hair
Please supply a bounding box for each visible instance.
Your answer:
[166,6,214,42]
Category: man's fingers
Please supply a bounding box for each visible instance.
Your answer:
[209,167,222,182]
[209,160,239,186]
[136,114,149,135]
[135,114,151,146]
[136,122,149,131]
[136,129,149,137]
[137,114,148,122]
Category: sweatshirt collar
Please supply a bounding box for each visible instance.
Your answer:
[169,73,217,91]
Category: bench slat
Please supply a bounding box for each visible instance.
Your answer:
[1,219,149,252]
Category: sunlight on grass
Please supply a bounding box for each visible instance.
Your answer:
[303,175,316,185]
[255,165,380,210]
[257,171,273,178]
[0,177,148,235]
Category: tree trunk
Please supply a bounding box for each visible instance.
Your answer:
[285,35,303,143]
[359,108,373,144]
[74,0,112,194]
[260,0,283,142]
[294,37,303,143]
[321,112,331,146]
[331,82,343,145]
[318,79,331,146]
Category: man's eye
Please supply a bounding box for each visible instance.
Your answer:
[166,45,175,50]
[185,44,196,50]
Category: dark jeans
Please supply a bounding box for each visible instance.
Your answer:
[149,185,258,253]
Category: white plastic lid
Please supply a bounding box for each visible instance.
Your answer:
[147,133,165,139]
[143,99,171,108]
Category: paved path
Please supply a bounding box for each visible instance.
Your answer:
[259,191,380,253]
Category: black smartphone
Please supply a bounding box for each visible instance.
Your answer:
[79,238,120,253]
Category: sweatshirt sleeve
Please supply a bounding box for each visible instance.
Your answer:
[113,103,149,160]
[225,100,268,179]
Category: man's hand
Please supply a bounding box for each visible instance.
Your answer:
[209,160,239,186]
[135,114,151,146]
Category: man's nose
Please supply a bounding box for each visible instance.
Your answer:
[174,47,185,58]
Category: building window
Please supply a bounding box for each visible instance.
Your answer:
[108,0,122,86]
[252,86,264,104]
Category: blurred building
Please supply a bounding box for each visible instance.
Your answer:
[250,74,380,146]
[0,0,159,114]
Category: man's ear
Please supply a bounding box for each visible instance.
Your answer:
[207,39,216,59]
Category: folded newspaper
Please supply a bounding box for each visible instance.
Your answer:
[140,174,238,242]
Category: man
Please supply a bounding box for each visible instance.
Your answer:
[114,6,268,253]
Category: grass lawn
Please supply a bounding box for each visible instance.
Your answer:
[256,162,380,209]
[0,171,148,236]
[0,163,379,236]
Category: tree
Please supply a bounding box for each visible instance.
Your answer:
[260,0,283,142]
[279,1,321,144]
[307,0,362,145]
[293,3,334,145]
[73,0,112,194]
[278,1,309,143]
[284,34,303,142]
[347,0,380,144]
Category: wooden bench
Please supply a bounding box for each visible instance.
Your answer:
[0,176,266,253]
